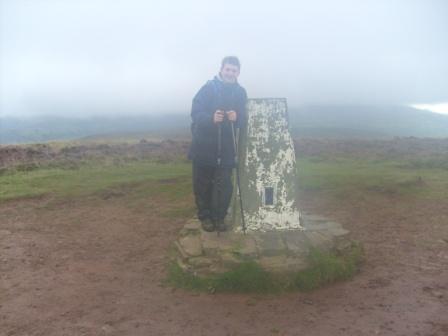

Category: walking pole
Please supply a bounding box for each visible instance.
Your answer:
[231,122,247,235]
[216,122,222,237]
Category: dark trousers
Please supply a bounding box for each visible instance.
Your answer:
[193,162,233,222]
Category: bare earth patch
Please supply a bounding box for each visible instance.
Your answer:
[1,184,447,335]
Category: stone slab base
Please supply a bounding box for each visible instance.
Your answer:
[174,214,353,276]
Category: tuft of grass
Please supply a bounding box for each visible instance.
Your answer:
[167,244,363,294]
[294,244,363,291]
[167,261,280,294]
[213,262,278,293]
[166,262,210,291]
[4,152,448,203]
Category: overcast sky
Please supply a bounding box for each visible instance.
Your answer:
[1,0,447,117]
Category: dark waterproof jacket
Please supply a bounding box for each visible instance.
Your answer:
[188,76,247,167]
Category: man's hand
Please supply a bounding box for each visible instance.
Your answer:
[226,110,237,122]
[213,110,225,124]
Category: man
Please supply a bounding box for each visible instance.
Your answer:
[188,56,247,232]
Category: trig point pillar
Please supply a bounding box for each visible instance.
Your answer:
[232,98,303,232]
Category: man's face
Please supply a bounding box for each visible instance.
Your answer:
[220,63,240,83]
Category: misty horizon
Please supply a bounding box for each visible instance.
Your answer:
[1,0,447,118]
[2,103,448,120]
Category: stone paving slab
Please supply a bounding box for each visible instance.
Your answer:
[201,231,242,254]
[303,231,334,251]
[283,231,311,256]
[301,214,332,222]
[237,237,258,258]
[326,227,350,237]
[252,232,287,257]
[302,221,343,231]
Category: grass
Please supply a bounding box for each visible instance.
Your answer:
[297,156,448,199]
[0,160,191,202]
[3,146,447,203]
[294,244,363,291]
[166,243,363,294]
[76,130,190,144]
[167,261,281,294]
[399,157,448,170]
[3,155,446,203]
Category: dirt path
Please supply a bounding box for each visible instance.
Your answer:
[1,189,447,336]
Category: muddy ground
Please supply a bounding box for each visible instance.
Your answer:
[1,139,448,336]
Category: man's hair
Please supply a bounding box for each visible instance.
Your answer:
[221,56,240,70]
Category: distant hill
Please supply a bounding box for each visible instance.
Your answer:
[289,105,448,138]
[1,105,447,144]
[0,114,190,144]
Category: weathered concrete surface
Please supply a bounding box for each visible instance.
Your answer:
[252,232,287,257]
[284,231,311,255]
[231,98,303,232]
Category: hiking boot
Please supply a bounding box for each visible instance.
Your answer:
[200,218,215,232]
[216,219,228,232]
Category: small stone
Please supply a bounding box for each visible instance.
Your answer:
[176,257,191,272]
[101,324,115,334]
[184,219,201,230]
[179,235,203,257]
[188,256,214,268]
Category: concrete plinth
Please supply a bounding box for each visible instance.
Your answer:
[174,214,353,276]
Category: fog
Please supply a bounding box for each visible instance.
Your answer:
[1,0,447,117]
